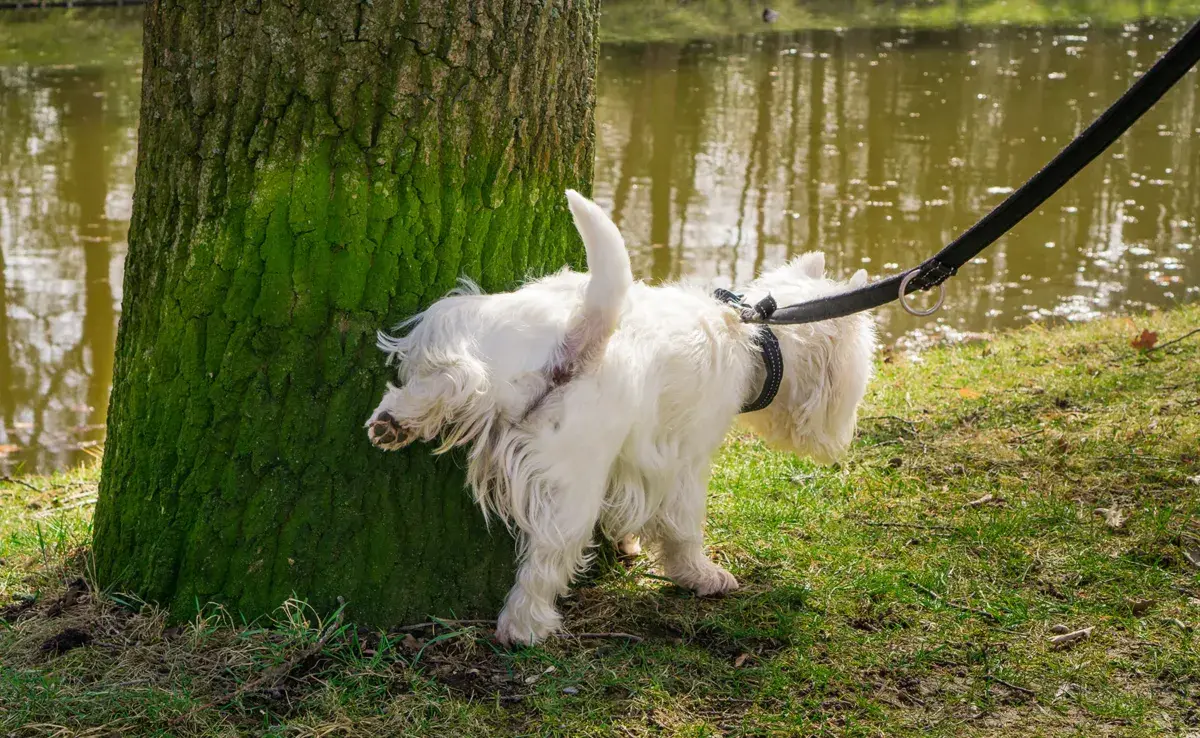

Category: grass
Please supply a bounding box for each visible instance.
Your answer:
[2,306,1199,736]
[6,1,1200,61]
[599,0,1200,44]
[0,7,143,67]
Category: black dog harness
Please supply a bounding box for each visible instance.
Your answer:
[714,288,783,413]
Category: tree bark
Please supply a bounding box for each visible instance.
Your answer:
[93,0,600,625]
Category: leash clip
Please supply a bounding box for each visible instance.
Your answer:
[898,268,947,317]
[742,294,777,323]
[713,288,777,324]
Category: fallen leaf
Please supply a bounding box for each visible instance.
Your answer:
[1183,546,1200,570]
[400,634,421,652]
[1054,682,1082,700]
[1094,507,1127,531]
[1049,626,1093,650]
[957,388,982,400]
[0,444,21,455]
[525,665,556,684]
[1131,329,1158,351]
[733,653,750,668]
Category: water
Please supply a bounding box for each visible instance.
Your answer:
[1,12,141,475]
[2,14,1198,474]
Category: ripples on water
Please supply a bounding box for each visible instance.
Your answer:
[1,17,1198,472]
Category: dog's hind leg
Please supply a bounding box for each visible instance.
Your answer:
[495,473,606,646]
[651,462,738,597]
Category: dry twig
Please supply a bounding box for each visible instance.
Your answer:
[392,619,496,633]
[559,632,643,643]
[1049,626,1093,650]
[33,498,97,518]
[905,578,1000,623]
[1,476,42,494]
[857,520,955,532]
[986,673,1036,696]
[1145,327,1200,353]
[860,416,919,434]
[965,493,996,508]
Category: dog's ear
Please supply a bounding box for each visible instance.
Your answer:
[849,269,869,288]
[792,252,825,279]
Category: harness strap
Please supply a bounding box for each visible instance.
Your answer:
[714,289,783,413]
[755,16,1200,326]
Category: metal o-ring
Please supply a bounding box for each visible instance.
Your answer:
[898,270,946,317]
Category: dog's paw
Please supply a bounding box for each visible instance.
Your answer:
[366,411,412,451]
[687,565,739,597]
[494,607,559,647]
[617,534,642,559]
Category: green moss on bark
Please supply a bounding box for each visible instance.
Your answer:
[93,0,600,625]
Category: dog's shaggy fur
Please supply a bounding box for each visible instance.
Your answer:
[367,191,876,645]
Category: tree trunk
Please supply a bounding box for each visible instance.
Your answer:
[93,0,600,626]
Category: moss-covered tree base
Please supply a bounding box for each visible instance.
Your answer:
[93,0,600,625]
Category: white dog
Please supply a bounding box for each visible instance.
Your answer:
[367,191,875,645]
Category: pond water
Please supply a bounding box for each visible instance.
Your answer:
[1,12,1198,473]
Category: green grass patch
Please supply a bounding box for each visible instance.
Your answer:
[600,0,1200,44]
[3,306,1199,736]
[0,7,143,68]
[6,1,1200,64]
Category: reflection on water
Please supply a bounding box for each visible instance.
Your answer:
[0,58,139,474]
[2,18,1198,473]
[595,24,1199,342]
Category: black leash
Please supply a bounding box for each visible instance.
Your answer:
[749,17,1200,326]
[713,288,783,413]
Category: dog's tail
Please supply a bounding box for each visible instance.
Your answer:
[561,190,633,371]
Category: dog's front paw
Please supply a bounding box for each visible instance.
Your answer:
[687,565,739,597]
[366,411,412,451]
[494,607,560,647]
